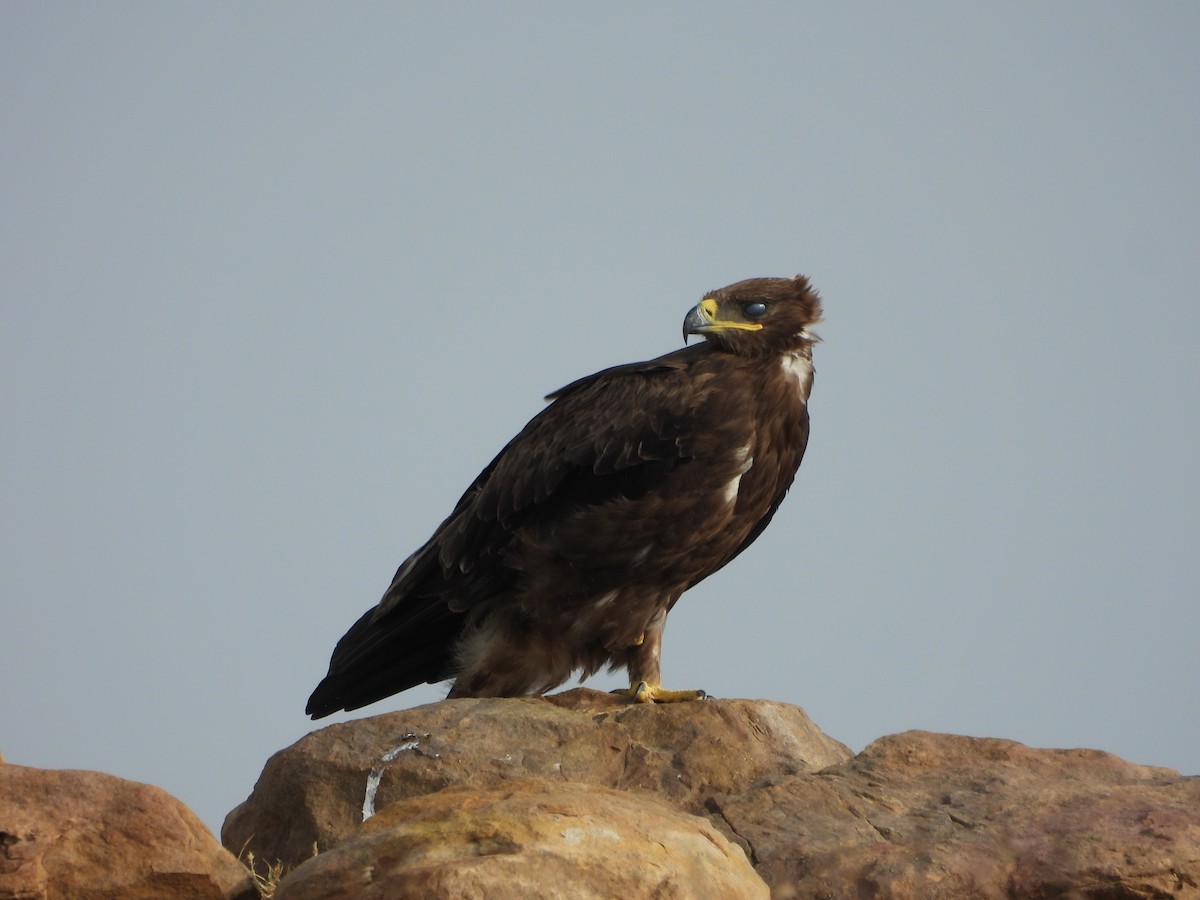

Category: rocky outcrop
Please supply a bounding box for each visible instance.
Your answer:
[221,688,851,869]
[722,729,1200,898]
[226,690,1200,899]
[273,779,768,899]
[0,760,255,900]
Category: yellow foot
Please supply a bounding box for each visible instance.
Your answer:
[610,681,708,704]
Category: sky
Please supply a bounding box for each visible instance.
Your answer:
[3,4,1198,838]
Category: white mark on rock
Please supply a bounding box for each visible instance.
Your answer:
[382,739,419,762]
[362,737,422,821]
[561,825,621,846]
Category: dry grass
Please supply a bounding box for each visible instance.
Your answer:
[239,841,317,898]
[242,850,285,898]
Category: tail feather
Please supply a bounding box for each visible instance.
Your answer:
[306,603,464,719]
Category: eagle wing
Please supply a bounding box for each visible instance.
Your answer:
[310,345,724,706]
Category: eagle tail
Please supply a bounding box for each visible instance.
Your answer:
[305,602,464,719]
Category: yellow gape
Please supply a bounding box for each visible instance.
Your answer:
[700,297,762,331]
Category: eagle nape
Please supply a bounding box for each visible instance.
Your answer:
[307,274,822,718]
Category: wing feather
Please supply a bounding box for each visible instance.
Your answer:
[317,345,715,702]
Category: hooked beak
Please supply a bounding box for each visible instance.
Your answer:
[682,297,762,344]
[682,301,713,343]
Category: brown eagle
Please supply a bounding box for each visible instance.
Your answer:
[306,275,822,718]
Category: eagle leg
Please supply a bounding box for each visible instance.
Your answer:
[609,613,707,704]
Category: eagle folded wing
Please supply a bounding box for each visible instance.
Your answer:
[311,349,716,710]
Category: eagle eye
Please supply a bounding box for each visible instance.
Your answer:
[743,301,768,318]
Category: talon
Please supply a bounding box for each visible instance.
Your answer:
[611,681,708,704]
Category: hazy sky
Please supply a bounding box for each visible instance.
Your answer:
[3,4,1198,837]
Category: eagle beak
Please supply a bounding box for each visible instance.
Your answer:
[682,299,716,343]
[683,297,763,344]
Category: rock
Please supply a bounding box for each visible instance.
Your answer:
[227,695,1200,897]
[0,761,255,900]
[222,688,850,869]
[715,730,1200,898]
[272,778,768,899]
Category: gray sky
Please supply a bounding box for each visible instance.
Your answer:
[3,4,1198,837]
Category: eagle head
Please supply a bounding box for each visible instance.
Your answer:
[683,275,822,356]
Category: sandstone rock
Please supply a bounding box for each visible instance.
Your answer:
[714,730,1200,899]
[0,760,255,900]
[272,778,767,899]
[222,688,850,869]
[227,694,1200,897]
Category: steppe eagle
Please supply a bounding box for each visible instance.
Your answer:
[307,275,822,718]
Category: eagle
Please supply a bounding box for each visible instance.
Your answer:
[306,275,822,718]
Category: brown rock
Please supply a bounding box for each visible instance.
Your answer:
[0,761,255,900]
[714,730,1200,898]
[273,778,768,900]
[228,694,1200,897]
[222,688,850,869]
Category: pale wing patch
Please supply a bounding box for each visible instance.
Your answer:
[594,589,619,609]
[722,448,754,507]
[781,351,814,397]
[722,472,744,506]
